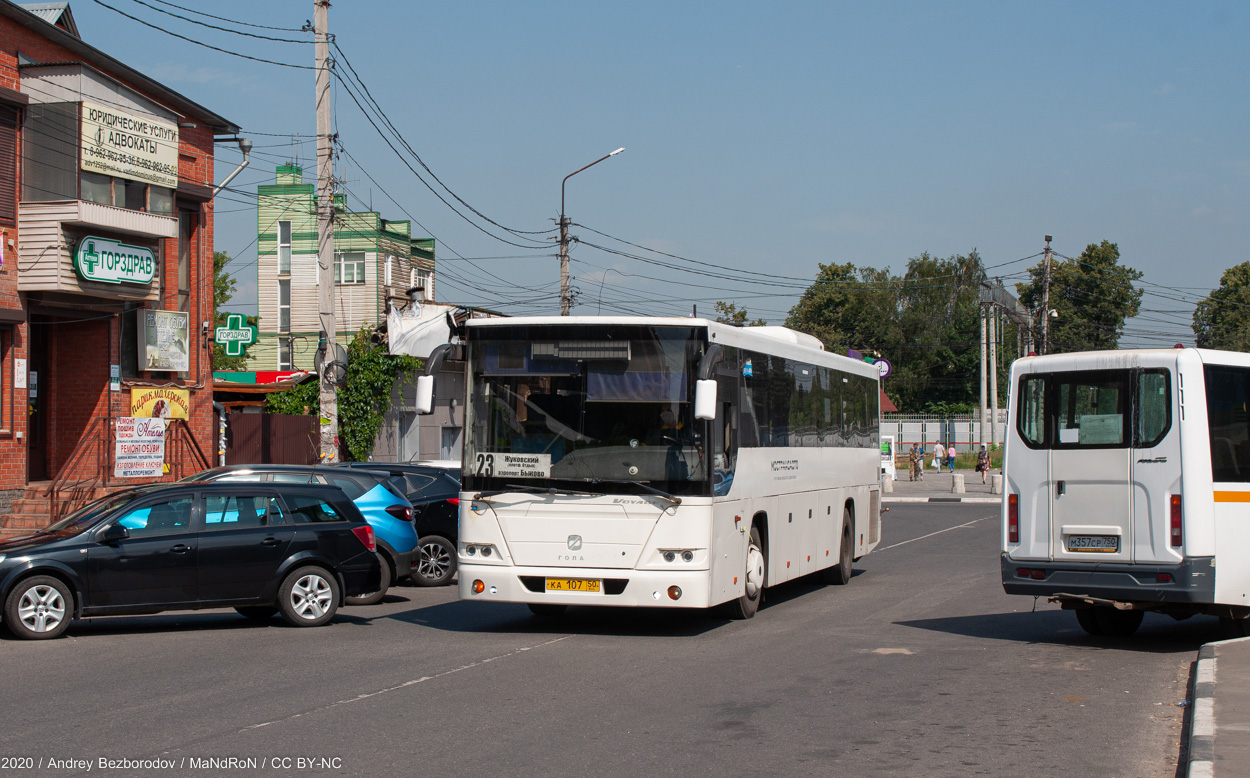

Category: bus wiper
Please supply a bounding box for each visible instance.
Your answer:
[588,478,682,506]
[472,484,599,500]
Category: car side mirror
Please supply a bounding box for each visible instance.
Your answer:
[98,524,129,543]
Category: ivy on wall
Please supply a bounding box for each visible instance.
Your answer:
[266,326,422,461]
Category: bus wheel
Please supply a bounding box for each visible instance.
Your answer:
[1075,608,1104,636]
[527,603,567,619]
[725,526,765,620]
[822,510,854,585]
[1094,607,1143,637]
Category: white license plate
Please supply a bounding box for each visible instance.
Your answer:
[1067,535,1119,553]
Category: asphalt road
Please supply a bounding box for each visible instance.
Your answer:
[0,503,1216,777]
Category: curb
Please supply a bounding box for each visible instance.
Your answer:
[1189,643,1216,778]
[883,496,1002,504]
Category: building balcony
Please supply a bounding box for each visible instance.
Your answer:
[17,200,176,301]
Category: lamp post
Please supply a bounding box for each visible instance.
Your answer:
[559,147,625,315]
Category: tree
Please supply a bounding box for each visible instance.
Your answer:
[211,251,257,371]
[713,301,767,326]
[1016,240,1142,353]
[1193,262,1250,351]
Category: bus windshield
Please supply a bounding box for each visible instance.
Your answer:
[463,324,708,497]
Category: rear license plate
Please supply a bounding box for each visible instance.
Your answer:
[545,578,601,593]
[1067,535,1120,553]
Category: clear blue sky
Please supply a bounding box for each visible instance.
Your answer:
[71,0,1250,346]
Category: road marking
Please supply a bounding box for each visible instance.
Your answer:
[871,648,914,655]
[876,517,989,552]
[239,635,574,732]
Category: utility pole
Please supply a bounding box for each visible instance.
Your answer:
[1040,234,1053,355]
[558,214,571,315]
[979,304,988,446]
[314,0,338,462]
[989,306,999,447]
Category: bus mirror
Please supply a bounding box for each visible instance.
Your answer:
[415,374,435,415]
[695,379,717,420]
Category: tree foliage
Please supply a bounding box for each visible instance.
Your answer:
[1193,261,1250,351]
[1015,240,1142,353]
[211,251,257,371]
[713,301,767,326]
[782,252,990,412]
[266,326,422,461]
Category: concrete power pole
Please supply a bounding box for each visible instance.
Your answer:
[558,215,571,315]
[979,304,988,446]
[989,307,999,447]
[1040,234,1053,355]
[314,0,339,462]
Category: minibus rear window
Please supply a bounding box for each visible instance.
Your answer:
[1055,372,1128,447]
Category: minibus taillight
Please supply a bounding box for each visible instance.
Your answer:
[1170,495,1182,547]
[1008,494,1019,544]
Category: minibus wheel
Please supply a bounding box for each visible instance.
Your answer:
[1094,607,1143,637]
[1075,608,1104,636]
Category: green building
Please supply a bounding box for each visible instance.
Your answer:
[247,164,435,370]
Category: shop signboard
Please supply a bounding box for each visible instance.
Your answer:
[114,416,165,479]
[74,236,156,285]
[214,313,257,357]
[130,387,189,419]
[139,309,190,372]
[80,100,179,188]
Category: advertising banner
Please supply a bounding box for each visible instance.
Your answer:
[115,417,166,479]
[80,101,179,188]
[139,309,190,372]
[130,387,189,419]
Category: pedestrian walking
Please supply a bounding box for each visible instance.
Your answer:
[931,443,943,472]
[977,445,990,484]
[908,442,921,481]
[947,445,956,473]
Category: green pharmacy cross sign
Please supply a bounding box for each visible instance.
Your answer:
[214,313,257,357]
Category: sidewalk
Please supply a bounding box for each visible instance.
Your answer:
[883,467,1002,504]
[1189,635,1250,777]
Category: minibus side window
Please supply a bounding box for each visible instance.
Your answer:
[1054,371,1128,447]
[1018,375,1046,447]
[1205,365,1250,482]
[1135,370,1171,448]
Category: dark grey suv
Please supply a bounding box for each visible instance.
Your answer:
[0,482,381,640]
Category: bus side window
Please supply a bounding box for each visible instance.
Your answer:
[1019,375,1046,447]
[1135,371,1171,448]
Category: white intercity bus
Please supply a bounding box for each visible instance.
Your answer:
[1002,347,1250,636]
[416,316,883,618]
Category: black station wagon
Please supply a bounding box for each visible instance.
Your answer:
[0,482,381,640]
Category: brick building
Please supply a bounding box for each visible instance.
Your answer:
[0,1,239,533]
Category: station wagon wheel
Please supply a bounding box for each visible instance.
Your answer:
[414,535,456,587]
[278,566,339,627]
[4,576,73,640]
[345,553,391,606]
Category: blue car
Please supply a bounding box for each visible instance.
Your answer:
[185,466,416,605]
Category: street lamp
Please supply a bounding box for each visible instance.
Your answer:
[559,147,625,315]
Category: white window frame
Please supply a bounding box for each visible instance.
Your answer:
[277,220,292,274]
[278,279,290,333]
[277,337,292,370]
[335,252,366,285]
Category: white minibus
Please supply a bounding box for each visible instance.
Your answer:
[1002,347,1250,636]
[417,316,883,618]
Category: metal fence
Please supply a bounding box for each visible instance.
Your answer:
[881,411,1008,454]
